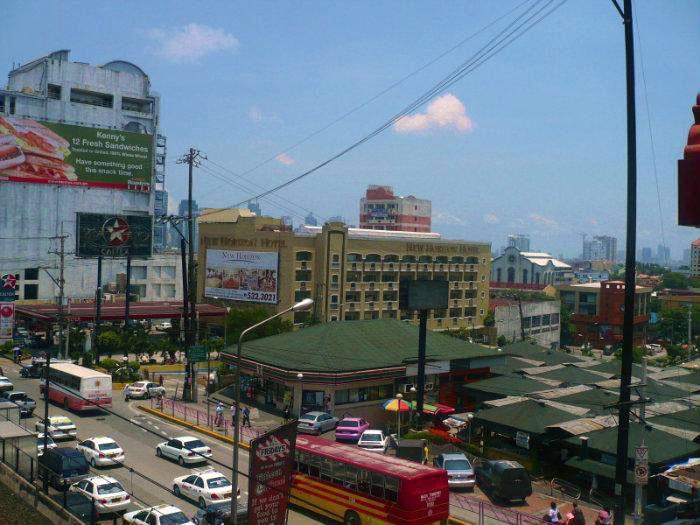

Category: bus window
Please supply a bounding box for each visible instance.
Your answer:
[331,461,345,485]
[295,452,309,474]
[385,476,398,502]
[320,457,333,482]
[307,454,321,478]
[342,465,359,491]
[358,469,371,495]
[370,472,385,499]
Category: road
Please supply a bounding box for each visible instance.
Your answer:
[2,359,328,524]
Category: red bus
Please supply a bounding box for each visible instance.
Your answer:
[40,362,112,411]
[291,435,449,525]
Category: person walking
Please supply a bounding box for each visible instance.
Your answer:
[215,402,224,427]
[422,441,430,465]
[123,384,131,402]
[283,406,290,424]
[242,406,251,428]
[547,501,562,524]
[595,510,610,525]
[230,403,237,427]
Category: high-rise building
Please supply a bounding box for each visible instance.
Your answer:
[179,199,200,253]
[359,185,431,232]
[582,236,617,263]
[247,200,261,216]
[0,50,164,300]
[507,234,530,252]
[656,244,671,265]
[304,212,318,226]
[640,247,653,263]
[691,239,700,277]
[683,248,691,266]
[153,189,169,250]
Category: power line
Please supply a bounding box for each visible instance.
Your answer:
[199,0,568,221]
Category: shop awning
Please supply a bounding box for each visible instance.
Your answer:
[407,401,455,416]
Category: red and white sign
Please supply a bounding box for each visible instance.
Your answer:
[0,302,15,343]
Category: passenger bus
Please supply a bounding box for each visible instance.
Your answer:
[40,363,112,411]
[291,435,449,525]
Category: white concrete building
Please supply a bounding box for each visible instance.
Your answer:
[492,299,561,348]
[491,246,573,286]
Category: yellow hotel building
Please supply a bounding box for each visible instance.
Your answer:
[198,209,491,331]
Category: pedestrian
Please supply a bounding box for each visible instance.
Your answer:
[283,406,290,424]
[215,402,224,427]
[422,441,430,465]
[570,501,585,525]
[595,510,609,525]
[123,384,131,402]
[547,501,562,524]
[242,406,251,428]
[230,403,237,426]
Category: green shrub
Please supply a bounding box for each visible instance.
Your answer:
[99,358,120,373]
[82,352,94,369]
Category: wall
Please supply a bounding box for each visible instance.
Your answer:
[494,301,560,347]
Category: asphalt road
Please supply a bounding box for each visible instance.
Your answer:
[2,360,328,524]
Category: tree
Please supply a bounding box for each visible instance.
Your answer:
[225,307,293,343]
[97,331,121,358]
[496,335,508,347]
[559,302,576,346]
[614,346,646,364]
[483,311,495,327]
[661,272,689,290]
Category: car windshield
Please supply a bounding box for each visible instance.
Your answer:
[444,459,471,471]
[207,477,231,489]
[161,511,190,525]
[98,442,119,451]
[97,482,123,495]
[12,393,26,400]
[184,439,206,450]
[299,414,317,421]
[339,421,358,427]
[362,434,382,441]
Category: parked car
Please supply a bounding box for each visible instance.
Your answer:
[156,321,173,331]
[124,504,195,525]
[335,417,370,442]
[357,430,389,453]
[76,436,126,467]
[20,364,43,378]
[0,390,36,416]
[124,381,165,400]
[475,460,532,503]
[193,501,248,525]
[69,476,131,515]
[297,411,339,435]
[0,376,13,392]
[433,453,475,490]
[156,436,212,466]
[39,447,90,489]
[37,433,57,456]
[36,415,77,440]
[173,468,238,509]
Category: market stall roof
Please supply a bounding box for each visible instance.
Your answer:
[499,341,586,366]
[461,374,557,397]
[535,366,614,386]
[473,399,580,436]
[564,457,635,483]
[16,301,226,322]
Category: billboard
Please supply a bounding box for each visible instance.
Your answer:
[0,274,18,302]
[204,249,278,304]
[248,421,297,525]
[0,116,152,191]
[0,303,14,344]
[76,213,153,258]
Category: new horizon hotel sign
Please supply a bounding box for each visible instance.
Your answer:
[204,250,279,304]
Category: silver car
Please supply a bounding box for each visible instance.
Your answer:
[296,411,339,435]
[434,453,476,489]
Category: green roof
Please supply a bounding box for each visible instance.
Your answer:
[554,388,620,414]
[489,356,536,376]
[474,399,577,435]
[565,425,700,465]
[537,367,611,386]
[648,408,700,433]
[585,361,646,377]
[234,319,500,373]
[667,370,700,386]
[564,457,635,483]
[500,341,584,366]
[461,374,552,397]
[644,379,691,402]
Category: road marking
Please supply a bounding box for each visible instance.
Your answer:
[153,426,160,430]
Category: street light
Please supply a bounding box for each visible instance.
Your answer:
[467,412,474,444]
[296,372,304,416]
[230,298,313,524]
[396,393,403,441]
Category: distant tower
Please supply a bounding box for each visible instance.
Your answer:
[359,185,431,232]
[507,234,530,252]
[304,212,318,226]
[247,200,261,216]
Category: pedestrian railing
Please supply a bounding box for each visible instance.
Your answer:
[0,439,36,484]
[550,477,582,500]
[450,493,542,525]
[150,397,262,442]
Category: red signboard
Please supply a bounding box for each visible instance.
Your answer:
[248,421,297,525]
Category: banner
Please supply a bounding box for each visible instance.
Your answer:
[0,274,18,302]
[204,249,279,304]
[76,213,153,258]
[0,303,14,343]
[248,421,298,525]
[0,116,153,191]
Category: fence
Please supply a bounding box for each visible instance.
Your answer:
[151,397,262,442]
[450,493,542,525]
[0,439,36,484]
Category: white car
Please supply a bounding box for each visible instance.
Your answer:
[156,321,172,331]
[69,476,131,515]
[156,436,212,466]
[173,468,239,509]
[76,436,125,467]
[124,381,166,400]
[37,433,57,456]
[0,376,13,392]
[124,504,194,525]
[357,429,389,453]
[35,415,77,440]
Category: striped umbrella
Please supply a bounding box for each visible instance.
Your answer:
[382,398,411,412]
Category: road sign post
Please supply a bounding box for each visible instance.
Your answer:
[633,444,648,525]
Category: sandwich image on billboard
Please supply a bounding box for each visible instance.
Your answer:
[0,116,152,191]
[205,250,278,304]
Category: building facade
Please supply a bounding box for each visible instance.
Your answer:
[0,50,164,301]
[359,185,432,232]
[198,212,491,331]
[691,239,700,277]
[491,246,573,286]
[120,253,183,302]
[556,280,652,349]
[507,234,530,252]
[490,299,561,348]
[582,236,617,263]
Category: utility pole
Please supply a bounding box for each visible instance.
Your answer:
[177,148,204,402]
[94,255,102,366]
[49,225,68,357]
[611,0,637,522]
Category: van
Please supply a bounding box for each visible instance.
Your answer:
[475,460,532,503]
[38,447,90,489]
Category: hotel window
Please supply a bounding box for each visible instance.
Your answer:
[295,251,312,261]
[24,268,39,280]
[295,270,312,281]
[401,255,416,263]
[383,254,399,262]
[23,284,38,300]
[346,253,362,262]
[365,254,381,262]
[295,290,312,302]
[479,309,484,315]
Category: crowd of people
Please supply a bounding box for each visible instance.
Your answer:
[545,500,612,525]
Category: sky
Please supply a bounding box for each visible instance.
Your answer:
[3,0,699,259]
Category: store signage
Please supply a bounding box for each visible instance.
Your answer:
[204,249,279,304]
[76,213,152,258]
[0,274,19,302]
[0,303,15,343]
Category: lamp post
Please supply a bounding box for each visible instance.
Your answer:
[230,298,313,524]
[467,412,474,444]
[297,372,304,416]
[396,393,403,441]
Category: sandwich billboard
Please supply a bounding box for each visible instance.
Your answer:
[204,249,279,304]
[0,116,152,191]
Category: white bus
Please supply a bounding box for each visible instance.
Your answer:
[40,363,112,411]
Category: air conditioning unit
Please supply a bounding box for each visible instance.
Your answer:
[402,384,415,393]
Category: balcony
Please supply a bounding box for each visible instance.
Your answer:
[331,261,340,270]
[330,282,340,290]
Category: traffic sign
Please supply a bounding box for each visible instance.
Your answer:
[635,445,649,465]
[635,464,648,485]
[188,345,208,363]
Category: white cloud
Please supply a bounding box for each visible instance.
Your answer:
[483,213,500,225]
[275,153,296,166]
[394,93,474,134]
[248,107,264,122]
[528,213,558,228]
[433,210,465,226]
[147,23,238,62]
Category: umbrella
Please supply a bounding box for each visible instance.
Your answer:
[382,398,411,412]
